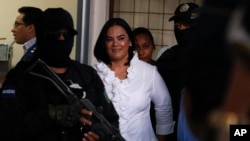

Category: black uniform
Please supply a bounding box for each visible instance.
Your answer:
[156,44,186,122]
[156,44,186,141]
[0,60,118,141]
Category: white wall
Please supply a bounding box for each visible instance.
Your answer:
[0,0,77,67]
[88,0,110,66]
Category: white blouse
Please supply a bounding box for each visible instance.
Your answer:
[94,53,175,141]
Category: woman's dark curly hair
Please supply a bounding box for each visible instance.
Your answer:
[94,18,135,65]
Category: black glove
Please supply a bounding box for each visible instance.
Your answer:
[48,103,82,127]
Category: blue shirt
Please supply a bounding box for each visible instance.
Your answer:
[177,93,199,141]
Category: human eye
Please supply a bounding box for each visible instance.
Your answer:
[175,23,181,28]
[143,44,150,49]
[117,35,125,41]
[105,37,113,42]
[13,21,25,28]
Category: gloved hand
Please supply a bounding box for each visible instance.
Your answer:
[48,103,82,127]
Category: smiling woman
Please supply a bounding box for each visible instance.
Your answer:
[93,17,175,141]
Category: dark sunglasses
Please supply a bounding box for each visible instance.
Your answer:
[44,30,76,40]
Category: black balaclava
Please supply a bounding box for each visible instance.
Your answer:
[174,27,190,47]
[37,8,77,67]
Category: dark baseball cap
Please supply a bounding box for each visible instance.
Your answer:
[169,3,200,23]
[43,8,77,34]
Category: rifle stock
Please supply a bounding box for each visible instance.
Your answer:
[28,59,125,141]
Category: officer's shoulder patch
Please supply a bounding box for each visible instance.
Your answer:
[2,87,16,97]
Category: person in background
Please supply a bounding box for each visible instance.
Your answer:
[184,0,250,140]
[11,6,43,62]
[156,3,200,141]
[0,7,43,86]
[93,17,175,141]
[0,8,119,141]
[132,27,157,133]
[133,27,156,65]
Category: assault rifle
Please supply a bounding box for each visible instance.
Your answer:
[28,59,125,141]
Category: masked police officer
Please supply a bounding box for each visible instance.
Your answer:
[156,3,201,141]
[0,8,119,141]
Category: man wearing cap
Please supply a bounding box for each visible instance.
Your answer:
[0,8,119,141]
[156,2,200,141]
